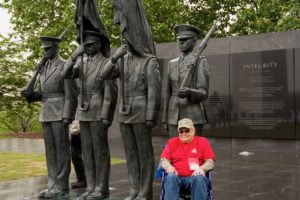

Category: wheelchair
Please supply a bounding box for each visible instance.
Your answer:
[156,165,213,200]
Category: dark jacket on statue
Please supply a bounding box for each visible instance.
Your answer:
[31,55,78,122]
[162,55,209,126]
[72,54,117,122]
[101,53,161,124]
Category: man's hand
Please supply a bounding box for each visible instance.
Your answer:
[112,45,127,62]
[72,65,80,78]
[63,118,73,126]
[163,123,168,131]
[166,165,177,175]
[101,119,112,129]
[20,88,34,98]
[146,120,156,128]
[71,45,85,60]
[192,168,205,176]
[178,87,191,98]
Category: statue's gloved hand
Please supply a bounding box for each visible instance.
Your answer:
[146,120,156,129]
[71,65,80,78]
[71,45,85,61]
[112,45,128,61]
[101,119,112,129]
[178,87,191,99]
[163,123,168,131]
[63,118,73,126]
[20,88,34,98]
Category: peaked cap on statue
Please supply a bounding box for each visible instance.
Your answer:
[112,0,155,56]
[40,36,61,48]
[75,0,111,57]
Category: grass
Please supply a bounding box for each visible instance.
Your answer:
[0,152,126,182]
[0,152,47,182]
[0,132,12,139]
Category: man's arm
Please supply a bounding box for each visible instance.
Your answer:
[145,57,161,128]
[200,158,215,172]
[62,45,85,78]
[100,45,127,80]
[162,62,172,130]
[160,158,177,174]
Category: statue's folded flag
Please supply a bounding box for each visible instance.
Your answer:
[112,0,155,56]
[75,0,110,57]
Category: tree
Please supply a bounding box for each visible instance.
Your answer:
[228,0,300,35]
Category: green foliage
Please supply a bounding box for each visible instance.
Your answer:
[229,0,300,35]
[0,103,40,133]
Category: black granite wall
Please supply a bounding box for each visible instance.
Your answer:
[152,30,300,139]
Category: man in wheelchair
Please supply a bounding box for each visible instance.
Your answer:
[160,118,215,200]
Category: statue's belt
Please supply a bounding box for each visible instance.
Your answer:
[81,92,103,96]
[42,93,64,99]
[124,90,146,97]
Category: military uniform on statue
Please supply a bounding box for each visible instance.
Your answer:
[162,24,210,137]
[21,35,78,199]
[100,0,161,199]
[62,30,117,200]
[62,0,118,199]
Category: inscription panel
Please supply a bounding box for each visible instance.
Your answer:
[230,49,295,138]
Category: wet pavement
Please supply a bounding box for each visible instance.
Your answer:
[0,136,300,200]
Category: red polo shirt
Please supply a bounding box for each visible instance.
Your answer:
[161,136,215,177]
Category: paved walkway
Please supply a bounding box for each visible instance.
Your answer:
[1,136,300,199]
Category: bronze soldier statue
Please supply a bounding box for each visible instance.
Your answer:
[162,24,210,137]
[100,1,160,199]
[62,30,117,200]
[21,36,78,199]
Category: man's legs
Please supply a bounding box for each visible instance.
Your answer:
[71,133,87,188]
[164,173,181,200]
[43,121,70,198]
[133,124,154,200]
[79,121,96,199]
[120,123,140,200]
[40,122,56,198]
[88,121,110,199]
[187,176,210,200]
[52,121,70,191]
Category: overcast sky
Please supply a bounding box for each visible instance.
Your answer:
[0,8,12,36]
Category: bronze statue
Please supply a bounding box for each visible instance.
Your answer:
[62,30,117,200]
[162,24,210,137]
[61,1,118,199]
[21,34,78,199]
[100,0,160,199]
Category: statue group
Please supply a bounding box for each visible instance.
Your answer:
[21,0,212,199]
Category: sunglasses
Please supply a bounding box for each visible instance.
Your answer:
[178,129,190,134]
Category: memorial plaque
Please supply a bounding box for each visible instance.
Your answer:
[230,49,295,139]
[295,48,300,139]
[203,54,230,137]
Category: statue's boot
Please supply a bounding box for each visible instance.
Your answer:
[38,188,51,199]
[44,187,68,199]
[77,191,92,200]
